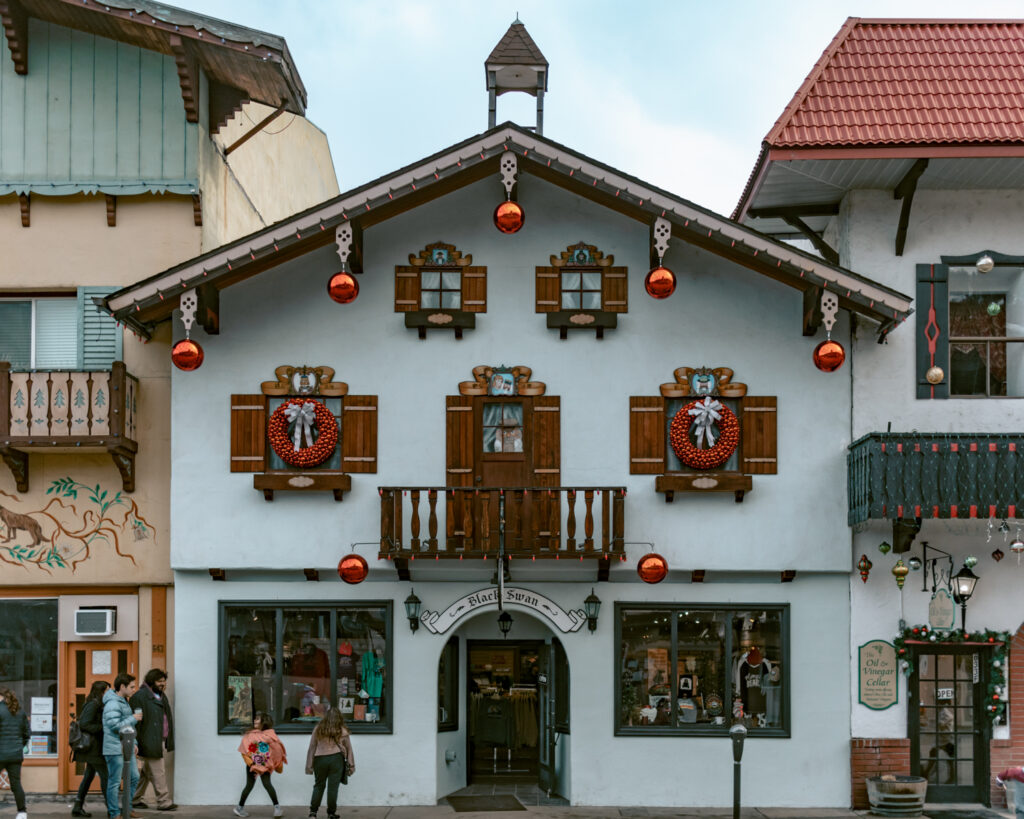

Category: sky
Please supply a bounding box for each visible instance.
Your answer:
[198,0,1024,217]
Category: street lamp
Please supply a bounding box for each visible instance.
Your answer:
[583,588,602,633]
[404,589,422,633]
[497,611,513,638]
[951,566,979,633]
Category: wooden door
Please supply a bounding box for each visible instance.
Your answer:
[61,642,138,793]
[476,397,532,487]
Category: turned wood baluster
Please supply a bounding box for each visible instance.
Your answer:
[512,490,524,554]
[410,490,421,551]
[601,489,611,554]
[548,489,560,552]
[532,490,543,555]
[566,489,577,552]
[445,489,456,552]
[380,489,394,555]
[427,490,439,553]
[613,489,625,553]
[521,490,533,554]
[584,490,595,551]
[480,491,492,553]
[463,491,474,552]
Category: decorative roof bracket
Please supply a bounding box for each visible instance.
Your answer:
[894,158,929,257]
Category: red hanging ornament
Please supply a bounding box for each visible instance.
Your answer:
[637,553,668,584]
[493,200,525,234]
[857,554,872,583]
[327,271,359,304]
[992,547,1005,562]
[338,554,368,584]
[813,339,846,372]
[644,266,676,299]
[171,338,204,371]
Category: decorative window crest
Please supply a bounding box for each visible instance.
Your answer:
[660,367,748,399]
[458,365,546,396]
[407,242,473,268]
[260,365,348,397]
[550,241,615,268]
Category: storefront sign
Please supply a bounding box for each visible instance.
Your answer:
[928,588,956,631]
[421,586,586,634]
[858,639,899,710]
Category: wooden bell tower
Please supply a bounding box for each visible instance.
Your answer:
[485,17,549,134]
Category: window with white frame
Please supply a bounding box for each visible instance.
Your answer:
[0,297,78,369]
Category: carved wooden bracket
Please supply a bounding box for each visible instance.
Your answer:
[659,366,747,399]
[209,81,250,135]
[109,447,136,493]
[303,568,320,581]
[458,365,545,396]
[0,446,28,493]
[105,195,117,227]
[197,282,219,335]
[169,35,200,123]
[261,365,348,397]
[0,0,28,75]
[191,194,202,226]
[894,158,929,257]
[18,192,28,227]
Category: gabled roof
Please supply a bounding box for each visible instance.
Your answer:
[105,122,912,339]
[3,0,306,117]
[766,18,1024,149]
[486,21,548,67]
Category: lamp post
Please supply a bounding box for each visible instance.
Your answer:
[951,566,978,634]
[404,589,422,633]
[583,588,602,633]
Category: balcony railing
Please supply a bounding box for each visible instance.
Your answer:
[0,361,139,492]
[848,432,1024,525]
[379,486,626,560]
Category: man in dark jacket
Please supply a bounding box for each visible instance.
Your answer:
[129,669,176,811]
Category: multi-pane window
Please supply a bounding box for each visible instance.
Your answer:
[482,402,524,453]
[0,298,78,369]
[420,271,462,309]
[616,603,788,736]
[561,271,602,310]
[221,602,392,733]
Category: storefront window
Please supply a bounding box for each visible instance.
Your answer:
[438,636,458,732]
[615,603,788,737]
[220,602,392,734]
[0,599,59,756]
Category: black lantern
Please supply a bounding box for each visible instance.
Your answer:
[497,611,513,638]
[951,565,979,633]
[583,588,602,633]
[404,589,422,633]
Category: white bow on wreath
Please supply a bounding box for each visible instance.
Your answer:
[284,401,318,451]
[688,396,723,449]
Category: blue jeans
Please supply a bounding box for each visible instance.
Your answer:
[105,752,139,818]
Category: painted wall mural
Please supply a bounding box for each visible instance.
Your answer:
[0,478,153,571]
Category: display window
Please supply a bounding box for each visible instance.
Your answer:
[220,601,392,734]
[0,599,59,756]
[615,603,788,737]
[438,636,458,732]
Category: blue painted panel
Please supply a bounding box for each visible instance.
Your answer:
[0,18,198,195]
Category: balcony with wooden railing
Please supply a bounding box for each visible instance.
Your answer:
[380,486,626,574]
[0,361,139,492]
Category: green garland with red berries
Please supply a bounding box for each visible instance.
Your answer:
[893,624,1010,724]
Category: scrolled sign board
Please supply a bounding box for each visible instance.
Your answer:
[928,588,956,632]
[858,639,899,710]
[420,587,586,634]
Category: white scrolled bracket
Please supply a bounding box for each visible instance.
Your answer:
[821,290,839,336]
[335,223,353,269]
[499,151,518,199]
[179,289,197,336]
[652,217,671,264]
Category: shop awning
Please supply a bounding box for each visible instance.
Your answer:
[848,432,1024,524]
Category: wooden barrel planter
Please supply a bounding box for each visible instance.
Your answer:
[866,775,927,816]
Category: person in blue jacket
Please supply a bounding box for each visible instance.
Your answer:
[0,687,29,819]
[102,674,142,819]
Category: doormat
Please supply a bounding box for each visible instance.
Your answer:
[446,794,527,812]
[925,811,1008,819]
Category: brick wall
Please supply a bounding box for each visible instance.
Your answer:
[989,624,1024,808]
[851,738,911,809]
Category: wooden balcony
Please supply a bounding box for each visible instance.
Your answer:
[0,361,139,492]
[380,486,626,569]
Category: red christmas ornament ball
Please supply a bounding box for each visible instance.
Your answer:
[493,201,525,234]
[644,266,676,299]
[171,338,203,371]
[813,339,846,372]
[327,271,359,304]
[338,554,368,584]
[637,553,668,584]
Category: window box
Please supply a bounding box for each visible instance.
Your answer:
[404,309,476,340]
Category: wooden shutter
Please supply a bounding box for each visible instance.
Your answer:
[629,396,665,474]
[78,287,123,369]
[230,394,266,473]
[531,396,560,486]
[446,395,474,486]
[535,266,559,313]
[916,263,949,399]
[461,266,487,313]
[740,396,777,475]
[342,395,378,473]
[601,266,628,313]
[394,267,420,313]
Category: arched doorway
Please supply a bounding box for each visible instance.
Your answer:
[436,608,570,802]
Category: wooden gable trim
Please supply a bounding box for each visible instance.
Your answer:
[0,0,28,75]
[209,80,250,135]
[169,35,200,124]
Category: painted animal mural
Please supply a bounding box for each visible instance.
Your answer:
[0,478,153,571]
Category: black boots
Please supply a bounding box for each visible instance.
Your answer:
[71,804,91,817]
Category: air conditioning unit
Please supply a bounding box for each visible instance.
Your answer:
[75,608,117,637]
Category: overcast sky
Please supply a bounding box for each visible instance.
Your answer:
[199,0,1024,216]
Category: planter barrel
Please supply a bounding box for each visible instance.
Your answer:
[866,775,927,817]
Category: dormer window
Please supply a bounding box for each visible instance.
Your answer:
[394,242,486,339]
[536,242,627,339]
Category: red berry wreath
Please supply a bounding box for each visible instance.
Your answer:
[669,399,740,470]
[267,398,338,468]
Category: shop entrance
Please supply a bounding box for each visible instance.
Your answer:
[465,638,568,792]
[909,646,991,804]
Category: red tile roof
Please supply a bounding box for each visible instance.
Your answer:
[486,21,548,66]
[766,18,1024,148]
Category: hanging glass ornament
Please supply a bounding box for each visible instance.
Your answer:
[964,555,978,569]
[992,547,1005,562]
[908,555,922,571]
[857,554,872,583]
[878,541,892,555]
[892,558,909,589]
[171,338,204,371]
[493,200,525,234]
[987,518,994,543]
[988,301,1002,316]
[925,366,944,385]
[637,553,668,584]
[813,339,846,372]
[327,271,359,304]
[645,266,676,299]
[337,554,369,584]
[1011,539,1024,564]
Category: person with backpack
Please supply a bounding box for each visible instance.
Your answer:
[129,669,176,812]
[102,673,142,819]
[0,687,29,819]
[71,680,111,817]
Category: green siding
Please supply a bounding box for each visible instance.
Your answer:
[78,287,122,370]
[0,18,198,195]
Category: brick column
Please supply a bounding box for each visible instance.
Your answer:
[851,738,911,809]
[989,624,1024,808]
